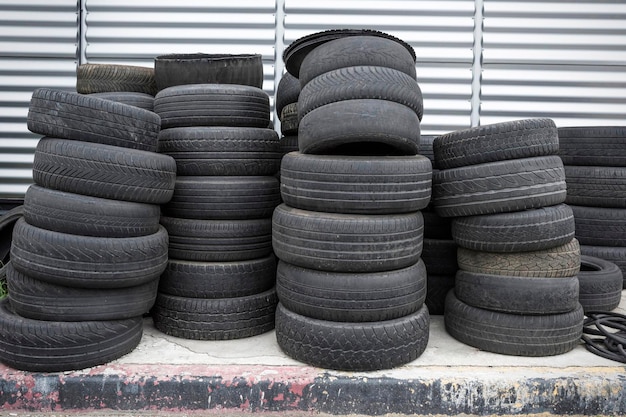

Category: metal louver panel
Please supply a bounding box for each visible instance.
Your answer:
[283,0,476,135]
[481,0,626,127]
[0,0,78,199]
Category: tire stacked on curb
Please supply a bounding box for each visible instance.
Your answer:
[559,127,626,302]
[275,72,300,155]
[152,82,281,340]
[273,32,431,371]
[432,119,585,357]
[0,88,176,372]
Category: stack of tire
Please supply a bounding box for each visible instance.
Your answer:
[275,72,301,155]
[273,31,432,371]
[150,54,282,340]
[0,88,176,372]
[558,126,625,312]
[432,119,585,357]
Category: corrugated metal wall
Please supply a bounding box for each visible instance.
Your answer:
[0,0,624,198]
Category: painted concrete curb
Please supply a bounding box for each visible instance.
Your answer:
[1,364,625,415]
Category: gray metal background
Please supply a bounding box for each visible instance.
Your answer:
[0,0,624,198]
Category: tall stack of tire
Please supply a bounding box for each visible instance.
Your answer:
[558,126,625,311]
[432,119,585,357]
[0,88,176,372]
[273,31,431,371]
[151,58,282,340]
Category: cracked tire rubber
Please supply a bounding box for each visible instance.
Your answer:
[11,218,168,289]
[76,63,157,95]
[158,255,276,299]
[151,287,278,340]
[422,238,458,276]
[580,245,626,289]
[88,92,155,111]
[154,84,270,129]
[298,99,420,156]
[275,302,429,371]
[28,88,160,152]
[454,270,579,315]
[298,35,416,87]
[6,263,158,321]
[558,126,626,166]
[280,103,299,136]
[564,165,626,208]
[298,66,423,121]
[160,216,272,262]
[162,176,280,220]
[0,298,143,372]
[457,238,580,278]
[32,137,176,205]
[432,155,567,217]
[433,119,558,169]
[23,184,160,238]
[276,72,300,119]
[570,205,626,247]
[451,204,575,253]
[577,255,623,313]
[280,152,432,214]
[444,290,583,357]
[157,127,281,176]
[276,259,427,322]
[272,204,424,273]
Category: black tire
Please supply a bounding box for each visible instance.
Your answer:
[276,72,300,118]
[419,135,437,169]
[425,274,455,315]
[444,290,583,357]
[151,287,278,340]
[422,207,452,239]
[280,103,299,136]
[432,155,567,217]
[158,255,276,298]
[162,176,280,220]
[433,119,558,169]
[157,127,281,176]
[276,259,427,322]
[89,92,154,111]
[11,218,168,289]
[570,205,626,246]
[457,238,581,278]
[272,204,424,273]
[160,216,272,262]
[577,255,623,313]
[451,204,575,252]
[0,205,23,267]
[23,185,160,238]
[558,126,626,166]
[154,84,270,129]
[275,302,429,372]
[28,88,160,152]
[280,152,432,214]
[280,135,299,155]
[154,53,263,91]
[454,270,580,315]
[298,66,423,121]
[298,99,420,156]
[33,138,176,204]
[7,263,158,321]
[422,238,458,275]
[299,35,416,87]
[0,298,143,372]
[76,63,157,95]
[564,165,626,208]
[580,245,626,289]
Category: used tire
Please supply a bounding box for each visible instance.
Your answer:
[272,204,424,273]
[570,205,626,246]
[28,88,161,152]
[76,63,157,95]
[558,126,626,166]
[33,138,176,205]
[0,298,143,372]
[276,72,300,118]
[280,152,432,214]
[577,255,623,312]
[580,245,626,289]
[444,290,583,356]
[564,165,626,208]
[280,103,299,136]
[275,302,429,371]
[89,92,154,111]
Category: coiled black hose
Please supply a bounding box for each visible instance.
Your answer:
[582,311,626,363]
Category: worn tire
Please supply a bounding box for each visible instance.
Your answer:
[276,72,300,118]
[280,152,432,214]
[76,63,157,95]
[33,138,176,204]
[422,238,458,275]
[444,291,583,356]
[275,302,429,371]
[0,205,23,266]
[558,126,626,166]
[570,205,626,246]
[580,245,626,289]
[299,99,420,155]
[432,155,567,217]
[280,103,299,136]
[577,255,623,312]
[280,135,299,155]
[564,165,626,208]
[272,204,424,273]
[88,92,154,111]
[151,288,277,340]
[0,298,143,372]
